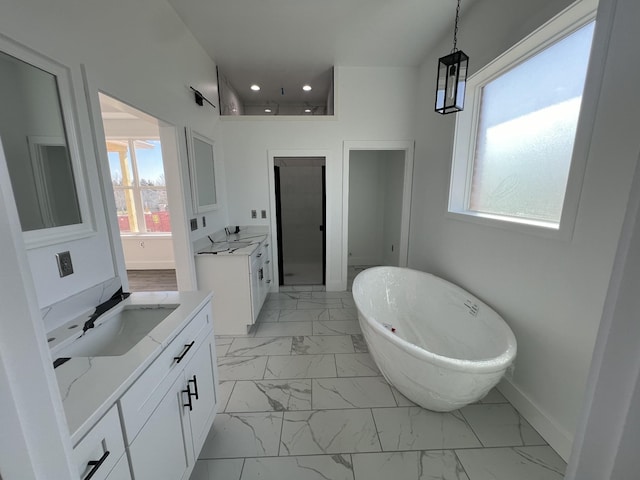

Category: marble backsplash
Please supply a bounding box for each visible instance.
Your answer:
[41,276,122,333]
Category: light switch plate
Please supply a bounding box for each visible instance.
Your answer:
[56,251,74,277]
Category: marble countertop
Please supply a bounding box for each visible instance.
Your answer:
[196,231,268,256]
[52,290,212,445]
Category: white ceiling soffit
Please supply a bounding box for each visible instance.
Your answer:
[168,0,477,104]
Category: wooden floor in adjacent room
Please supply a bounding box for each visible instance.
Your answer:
[127,269,178,292]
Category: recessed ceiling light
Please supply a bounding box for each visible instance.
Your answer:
[251,84,261,91]
[264,108,272,113]
[304,109,312,113]
[302,85,312,92]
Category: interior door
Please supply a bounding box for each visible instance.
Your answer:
[274,158,325,285]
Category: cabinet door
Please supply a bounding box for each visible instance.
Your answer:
[105,454,132,480]
[128,373,193,480]
[185,333,217,457]
[250,255,262,324]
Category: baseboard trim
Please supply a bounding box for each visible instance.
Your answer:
[498,378,573,461]
[125,261,176,270]
[325,280,344,292]
[348,258,380,267]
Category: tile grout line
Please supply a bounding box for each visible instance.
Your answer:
[348,453,356,480]
[276,408,286,457]
[237,458,246,480]
[221,380,237,413]
[452,449,472,480]
[369,407,384,453]
[458,407,486,448]
[261,354,270,380]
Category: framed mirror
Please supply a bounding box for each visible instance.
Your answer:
[186,128,218,213]
[0,39,93,248]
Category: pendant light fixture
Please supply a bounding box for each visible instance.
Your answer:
[435,0,469,114]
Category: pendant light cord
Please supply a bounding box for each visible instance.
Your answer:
[452,0,461,53]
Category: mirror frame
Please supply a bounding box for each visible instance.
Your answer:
[185,127,219,213]
[0,36,94,249]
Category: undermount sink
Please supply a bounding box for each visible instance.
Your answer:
[56,304,178,357]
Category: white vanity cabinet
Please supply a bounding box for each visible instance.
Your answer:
[196,235,272,335]
[120,301,217,480]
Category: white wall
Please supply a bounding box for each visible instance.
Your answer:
[409,0,634,460]
[0,0,228,309]
[0,0,227,476]
[222,67,418,290]
[121,236,176,269]
[0,139,76,480]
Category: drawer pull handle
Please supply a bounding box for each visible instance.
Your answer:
[189,375,199,400]
[257,253,262,258]
[182,386,193,411]
[174,341,195,364]
[266,280,272,284]
[265,260,270,264]
[83,450,110,480]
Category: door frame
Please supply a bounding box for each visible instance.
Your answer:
[268,149,331,292]
[342,140,415,288]
[83,75,196,291]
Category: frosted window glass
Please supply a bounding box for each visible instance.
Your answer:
[469,22,594,224]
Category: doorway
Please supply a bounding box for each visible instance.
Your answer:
[98,93,177,291]
[274,157,326,285]
[343,141,414,289]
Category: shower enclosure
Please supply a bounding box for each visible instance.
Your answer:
[274,157,326,285]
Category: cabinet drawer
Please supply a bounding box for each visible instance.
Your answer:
[73,405,125,480]
[119,305,210,444]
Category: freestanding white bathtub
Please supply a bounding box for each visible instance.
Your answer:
[352,266,517,412]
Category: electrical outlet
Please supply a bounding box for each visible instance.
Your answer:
[261,209,267,219]
[251,209,257,219]
[202,216,206,228]
[56,251,74,277]
[190,218,198,231]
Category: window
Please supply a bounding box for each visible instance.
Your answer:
[106,139,171,234]
[449,4,596,234]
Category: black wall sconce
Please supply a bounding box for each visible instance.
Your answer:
[190,86,216,109]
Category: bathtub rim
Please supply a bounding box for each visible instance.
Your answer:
[353,266,517,375]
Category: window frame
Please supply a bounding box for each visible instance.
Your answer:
[448,0,598,239]
[107,137,171,236]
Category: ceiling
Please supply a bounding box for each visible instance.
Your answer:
[168,0,478,109]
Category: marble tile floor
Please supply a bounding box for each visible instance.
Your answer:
[190,286,565,480]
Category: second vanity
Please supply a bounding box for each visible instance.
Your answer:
[51,291,217,480]
[195,228,272,335]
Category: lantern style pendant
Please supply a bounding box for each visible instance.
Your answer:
[435,0,469,114]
